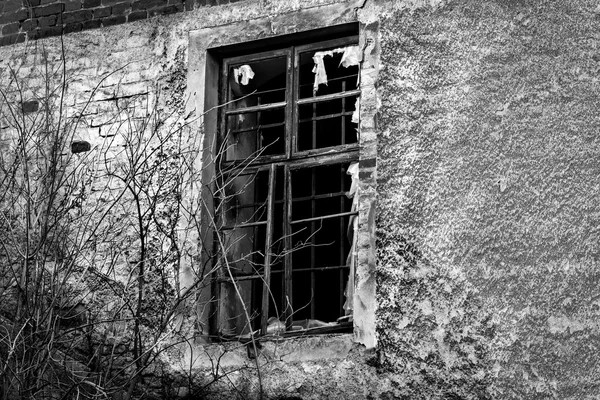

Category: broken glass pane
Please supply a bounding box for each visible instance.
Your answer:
[224,107,286,160]
[297,97,358,151]
[227,56,287,107]
[298,45,359,99]
[288,163,353,322]
[218,167,285,334]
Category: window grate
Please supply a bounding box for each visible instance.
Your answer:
[215,36,360,337]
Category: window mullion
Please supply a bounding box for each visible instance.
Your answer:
[282,47,296,330]
[310,167,316,319]
[284,164,293,329]
[260,163,276,335]
[290,46,299,158]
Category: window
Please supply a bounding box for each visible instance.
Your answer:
[213,36,361,338]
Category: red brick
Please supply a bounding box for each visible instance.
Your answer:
[21,100,39,113]
[1,22,20,35]
[4,1,25,13]
[0,35,14,47]
[71,141,91,154]
[82,0,100,7]
[132,0,165,11]
[37,14,56,26]
[21,19,36,30]
[111,2,130,15]
[28,25,60,38]
[63,22,82,32]
[101,15,125,26]
[63,0,82,11]
[93,6,110,17]
[32,3,63,17]
[0,9,29,24]
[148,4,181,16]
[127,10,145,21]
[81,18,100,29]
[62,9,91,23]
[0,32,25,46]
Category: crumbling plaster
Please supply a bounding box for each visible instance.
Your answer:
[1,0,599,398]
[376,0,600,399]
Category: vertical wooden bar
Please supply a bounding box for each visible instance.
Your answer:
[341,81,346,146]
[312,100,317,150]
[220,61,230,163]
[212,60,229,334]
[289,49,296,157]
[209,232,221,337]
[310,167,316,319]
[283,48,296,328]
[251,170,261,330]
[284,165,293,328]
[339,165,346,315]
[257,96,262,151]
[260,164,276,335]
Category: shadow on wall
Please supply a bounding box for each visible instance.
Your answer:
[375,223,495,400]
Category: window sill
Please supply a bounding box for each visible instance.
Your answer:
[215,320,353,343]
[183,332,355,370]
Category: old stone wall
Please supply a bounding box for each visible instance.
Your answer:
[0,0,245,46]
[0,1,382,399]
[1,0,600,398]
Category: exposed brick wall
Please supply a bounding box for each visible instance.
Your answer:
[0,0,243,46]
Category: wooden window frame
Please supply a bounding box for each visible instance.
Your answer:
[213,36,360,338]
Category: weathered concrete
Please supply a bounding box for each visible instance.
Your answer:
[376,0,600,398]
[1,0,600,398]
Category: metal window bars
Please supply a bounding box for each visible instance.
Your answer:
[215,36,360,338]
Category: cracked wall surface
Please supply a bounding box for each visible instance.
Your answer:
[1,0,600,398]
[376,0,600,398]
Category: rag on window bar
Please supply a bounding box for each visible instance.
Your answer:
[312,45,361,94]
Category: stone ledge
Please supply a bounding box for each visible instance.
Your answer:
[179,334,355,370]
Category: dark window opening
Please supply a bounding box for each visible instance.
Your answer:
[214,36,360,339]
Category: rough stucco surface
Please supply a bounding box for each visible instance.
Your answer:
[376,0,600,398]
[2,0,600,398]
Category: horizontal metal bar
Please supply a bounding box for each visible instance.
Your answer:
[287,148,358,168]
[217,274,263,283]
[225,101,286,115]
[291,191,347,202]
[220,220,268,230]
[298,111,353,124]
[236,199,284,209]
[248,86,286,98]
[217,264,349,282]
[290,210,357,225]
[229,121,286,135]
[296,89,360,106]
[224,48,291,65]
[298,72,359,88]
[220,146,359,172]
[288,265,350,273]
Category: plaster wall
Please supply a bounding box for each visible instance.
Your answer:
[0,0,599,399]
[376,0,600,399]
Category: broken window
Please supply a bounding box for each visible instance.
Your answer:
[213,37,360,338]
